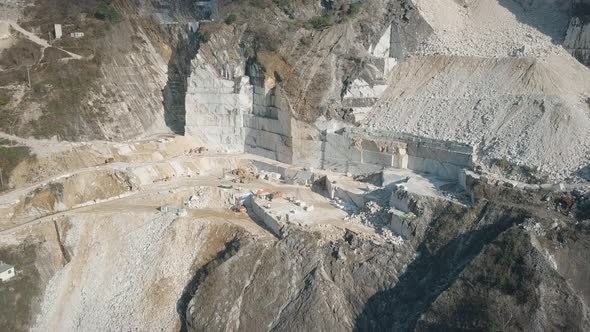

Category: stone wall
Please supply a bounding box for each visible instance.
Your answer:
[398,132,473,181]
[243,62,293,163]
[565,15,590,67]
[291,120,324,169]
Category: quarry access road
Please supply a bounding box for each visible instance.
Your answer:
[0,149,378,238]
[1,19,83,61]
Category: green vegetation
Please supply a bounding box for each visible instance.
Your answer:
[249,0,266,9]
[32,81,52,95]
[480,230,538,304]
[0,139,32,190]
[308,15,333,30]
[0,39,41,69]
[0,94,10,107]
[251,29,279,52]
[347,3,360,15]
[299,35,313,47]
[0,0,123,139]
[200,30,211,43]
[273,0,293,17]
[95,1,120,22]
[497,157,510,171]
[27,54,102,139]
[225,14,237,25]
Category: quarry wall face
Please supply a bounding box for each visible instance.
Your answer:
[185,56,294,163]
[184,18,409,166]
[243,62,294,164]
[183,20,473,181]
[185,61,474,181]
[184,50,473,181]
[184,54,250,152]
[322,128,473,181]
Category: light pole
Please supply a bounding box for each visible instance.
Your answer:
[26,65,31,89]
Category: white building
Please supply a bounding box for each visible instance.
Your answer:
[70,32,84,38]
[0,262,15,282]
[54,24,62,39]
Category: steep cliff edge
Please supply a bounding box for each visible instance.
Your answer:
[185,186,590,331]
[178,0,590,182]
[565,1,590,66]
[3,0,588,181]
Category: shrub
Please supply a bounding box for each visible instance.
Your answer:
[484,230,538,304]
[299,35,312,47]
[497,157,511,171]
[200,31,211,43]
[95,2,120,22]
[308,15,332,30]
[225,14,237,25]
[348,3,360,15]
[254,30,279,52]
[273,0,292,16]
[250,0,266,8]
[0,95,9,107]
[0,141,32,189]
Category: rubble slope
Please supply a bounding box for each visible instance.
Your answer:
[366,55,590,180]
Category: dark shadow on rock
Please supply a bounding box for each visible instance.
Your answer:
[163,27,201,135]
[176,239,241,332]
[353,205,528,331]
[496,0,572,45]
[572,1,590,23]
[576,164,590,181]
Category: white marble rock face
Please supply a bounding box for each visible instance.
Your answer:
[185,57,251,153]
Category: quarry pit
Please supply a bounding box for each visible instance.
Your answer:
[0,131,586,331]
[1,0,590,330]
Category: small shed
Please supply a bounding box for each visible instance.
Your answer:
[0,262,15,282]
[54,24,63,39]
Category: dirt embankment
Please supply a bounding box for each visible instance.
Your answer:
[0,169,135,230]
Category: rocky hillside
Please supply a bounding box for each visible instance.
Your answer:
[176,0,589,182]
[184,184,590,331]
[1,0,589,181]
[363,0,590,182]
[566,0,590,66]
[1,137,586,331]
[0,1,589,331]
[0,0,195,140]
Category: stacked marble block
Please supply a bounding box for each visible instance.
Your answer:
[323,132,409,175]
[404,137,473,182]
[324,128,474,183]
